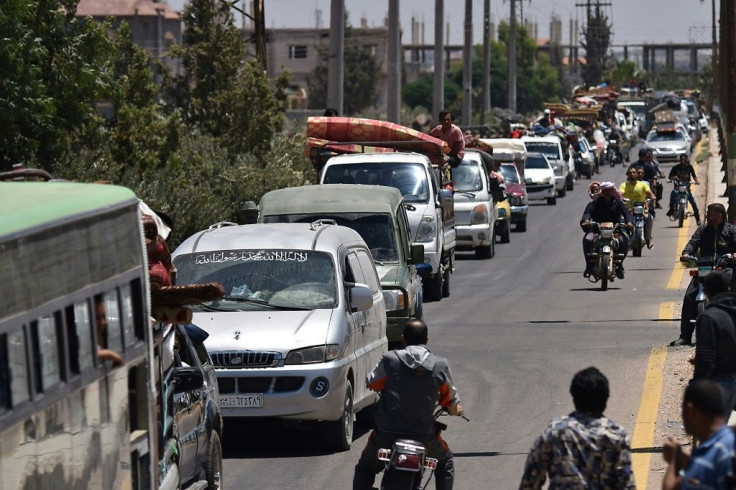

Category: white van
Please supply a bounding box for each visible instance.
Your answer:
[171,222,387,451]
[521,135,574,197]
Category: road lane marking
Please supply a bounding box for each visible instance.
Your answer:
[659,301,675,322]
[631,345,667,490]
[666,219,692,290]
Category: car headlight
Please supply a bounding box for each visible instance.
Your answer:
[471,204,489,224]
[382,289,407,312]
[553,164,563,174]
[543,176,553,185]
[416,215,436,243]
[285,344,341,364]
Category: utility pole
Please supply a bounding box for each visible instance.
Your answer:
[253,0,266,70]
[481,0,491,123]
[462,0,472,126]
[508,0,517,113]
[327,0,344,114]
[575,0,612,86]
[433,0,445,116]
[387,0,400,122]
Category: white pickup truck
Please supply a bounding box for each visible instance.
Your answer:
[320,152,456,302]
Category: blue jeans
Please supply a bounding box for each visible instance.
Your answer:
[711,376,736,422]
[669,189,700,217]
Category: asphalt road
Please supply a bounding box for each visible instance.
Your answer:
[220,158,687,489]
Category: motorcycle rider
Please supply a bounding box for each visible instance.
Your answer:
[671,203,736,346]
[667,154,701,225]
[628,148,657,184]
[580,182,634,279]
[619,168,656,250]
[607,123,624,164]
[646,148,666,208]
[353,320,463,490]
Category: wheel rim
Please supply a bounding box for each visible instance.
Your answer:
[343,387,354,444]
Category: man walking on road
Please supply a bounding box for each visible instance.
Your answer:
[662,379,735,490]
[693,270,736,421]
[519,367,636,489]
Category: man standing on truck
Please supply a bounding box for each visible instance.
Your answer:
[431,110,465,168]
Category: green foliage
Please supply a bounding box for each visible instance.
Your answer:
[0,0,115,169]
[605,60,640,88]
[306,25,381,115]
[401,22,560,116]
[580,7,611,87]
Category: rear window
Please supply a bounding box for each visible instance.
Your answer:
[526,156,549,169]
[523,141,560,160]
[323,163,429,203]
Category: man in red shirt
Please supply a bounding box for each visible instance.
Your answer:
[430,110,465,167]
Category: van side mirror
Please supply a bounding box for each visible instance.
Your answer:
[173,366,205,393]
[349,283,374,312]
[408,244,425,265]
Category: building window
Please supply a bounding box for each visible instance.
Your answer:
[289,45,308,59]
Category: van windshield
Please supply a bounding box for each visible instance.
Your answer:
[523,141,561,160]
[323,163,429,203]
[173,250,338,310]
[263,213,398,263]
[453,160,483,192]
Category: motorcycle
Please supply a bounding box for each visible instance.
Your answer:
[668,179,696,228]
[377,409,466,489]
[585,221,627,291]
[606,140,622,167]
[681,254,734,317]
[624,199,650,257]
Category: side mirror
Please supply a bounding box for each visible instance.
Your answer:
[408,244,425,265]
[173,366,205,393]
[349,283,374,312]
[440,188,453,203]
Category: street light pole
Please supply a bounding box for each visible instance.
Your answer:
[433,0,445,116]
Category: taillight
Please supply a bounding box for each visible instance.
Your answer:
[424,458,438,470]
[393,453,422,471]
[377,448,391,461]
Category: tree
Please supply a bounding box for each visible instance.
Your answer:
[0,0,115,170]
[580,4,612,87]
[307,24,381,115]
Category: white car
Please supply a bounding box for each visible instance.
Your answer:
[524,152,557,205]
[521,135,574,197]
[171,222,387,451]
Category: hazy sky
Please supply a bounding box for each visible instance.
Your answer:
[168,0,718,46]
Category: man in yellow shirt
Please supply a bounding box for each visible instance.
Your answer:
[619,168,656,249]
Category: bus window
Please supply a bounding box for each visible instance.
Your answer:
[94,295,123,367]
[67,301,95,373]
[103,290,123,354]
[7,330,29,406]
[31,314,62,392]
[120,283,136,347]
[0,335,8,412]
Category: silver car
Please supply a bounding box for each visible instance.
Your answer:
[171,222,387,451]
[645,129,690,162]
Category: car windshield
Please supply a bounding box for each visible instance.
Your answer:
[263,213,398,263]
[648,131,684,142]
[499,164,520,183]
[323,162,429,203]
[523,141,560,160]
[453,160,483,192]
[173,250,338,310]
[526,156,549,169]
[620,104,645,117]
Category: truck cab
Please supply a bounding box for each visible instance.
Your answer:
[320,152,456,302]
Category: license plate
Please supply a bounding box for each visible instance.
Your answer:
[219,394,263,408]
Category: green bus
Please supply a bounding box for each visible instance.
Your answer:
[0,182,164,489]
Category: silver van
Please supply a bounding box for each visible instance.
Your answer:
[171,222,387,451]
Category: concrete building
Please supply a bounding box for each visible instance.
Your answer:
[245,27,390,114]
[76,0,181,74]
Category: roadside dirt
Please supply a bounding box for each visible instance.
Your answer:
[646,345,693,489]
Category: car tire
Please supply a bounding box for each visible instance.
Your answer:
[558,186,566,197]
[475,244,492,259]
[322,381,354,452]
[424,270,443,302]
[441,267,451,298]
[500,222,511,243]
[566,176,574,191]
[547,196,557,205]
[205,430,223,490]
[516,220,527,232]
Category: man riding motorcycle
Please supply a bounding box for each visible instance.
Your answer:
[353,320,463,490]
[667,154,701,225]
[619,168,656,250]
[580,182,634,279]
[670,203,736,346]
